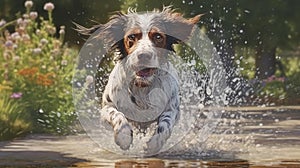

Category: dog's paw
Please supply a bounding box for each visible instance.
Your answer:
[145,133,165,155]
[114,124,133,150]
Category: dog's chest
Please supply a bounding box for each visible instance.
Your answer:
[112,83,169,122]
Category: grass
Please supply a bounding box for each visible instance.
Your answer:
[0,94,31,140]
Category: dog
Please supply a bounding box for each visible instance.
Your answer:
[76,7,201,154]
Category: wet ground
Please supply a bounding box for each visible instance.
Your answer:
[0,106,300,167]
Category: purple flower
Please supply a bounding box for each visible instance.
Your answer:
[11,32,21,40]
[277,77,285,82]
[5,40,13,48]
[10,92,23,99]
[43,2,55,12]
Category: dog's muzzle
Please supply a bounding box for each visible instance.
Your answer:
[134,68,157,87]
[136,68,156,78]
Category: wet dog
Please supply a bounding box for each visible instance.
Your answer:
[76,7,200,154]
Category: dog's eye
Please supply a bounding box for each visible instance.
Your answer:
[128,34,136,41]
[153,33,163,42]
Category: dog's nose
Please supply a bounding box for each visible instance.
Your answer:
[138,53,152,62]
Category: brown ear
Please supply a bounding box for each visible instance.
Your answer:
[165,13,202,42]
[188,14,202,25]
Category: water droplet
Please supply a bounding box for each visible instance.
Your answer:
[206,87,212,95]
[37,119,44,123]
[190,59,196,65]
[76,82,82,87]
[244,10,250,13]
[198,104,204,109]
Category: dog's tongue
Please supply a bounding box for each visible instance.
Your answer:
[136,68,155,77]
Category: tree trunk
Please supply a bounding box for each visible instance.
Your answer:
[255,46,277,79]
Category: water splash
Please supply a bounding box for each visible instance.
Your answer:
[72,10,253,157]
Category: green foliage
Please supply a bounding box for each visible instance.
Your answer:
[236,47,300,103]
[0,1,78,138]
[261,76,286,100]
[0,93,31,141]
[283,56,300,99]
[174,43,206,73]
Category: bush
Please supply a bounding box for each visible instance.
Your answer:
[0,93,31,140]
[0,1,78,138]
[236,47,300,105]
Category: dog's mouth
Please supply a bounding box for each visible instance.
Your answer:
[135,68,157,78]
[133,68,157,87]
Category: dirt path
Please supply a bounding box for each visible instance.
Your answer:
[0,135,97,167]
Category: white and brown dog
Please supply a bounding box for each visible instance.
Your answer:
[76,7,200,154]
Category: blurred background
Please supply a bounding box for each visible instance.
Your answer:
[1,0,299,79]
[0,0,299,140]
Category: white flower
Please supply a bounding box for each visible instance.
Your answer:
[46,25,56,35]
[43,2,55,12]
[40,38,49,45]
[0,19,6,27]
[22,34,31,41]
[36,29,41,36]
[30,12,38,20]
[32,48,42,55]
[59,26,65,35]
[11,32,21,40]
[17,18,23,25]
[13,44,18,49]
[61,60,68,66]
[23,14,29,19]
[24,1,33,9]
[13,56,20,62]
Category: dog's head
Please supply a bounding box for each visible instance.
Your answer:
[76,7,201,87]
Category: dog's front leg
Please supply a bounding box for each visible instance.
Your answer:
[101,104,133,150]
[146,107,179,154]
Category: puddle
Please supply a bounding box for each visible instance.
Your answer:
[0,107,300,167]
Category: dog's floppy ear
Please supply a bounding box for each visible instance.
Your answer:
[163,10,202,42]
[162,10,202,52]
[74,12,127,55]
